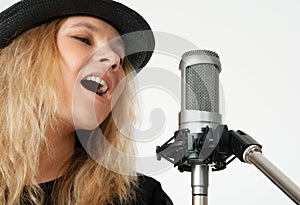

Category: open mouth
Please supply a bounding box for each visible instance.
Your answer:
[80,75,109,96]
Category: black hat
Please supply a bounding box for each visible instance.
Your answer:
[0,0,155,72]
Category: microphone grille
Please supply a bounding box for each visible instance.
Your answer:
[183,50,220,113]
[182,50,219,59]
[186,64,219,112]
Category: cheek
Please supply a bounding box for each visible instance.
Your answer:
[59,53,85,76]
[57,37,89,76]
[56,62,78,124]
[59,59,79,96]
[57,51,86,123]
[57,45,88,107]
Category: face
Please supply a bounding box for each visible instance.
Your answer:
[56,16,126,130]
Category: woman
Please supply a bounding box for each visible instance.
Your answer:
[0,0,172,204]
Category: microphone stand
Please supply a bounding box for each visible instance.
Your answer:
[191,163,208,205]
[244,145,300,204]
[156,125,300,205]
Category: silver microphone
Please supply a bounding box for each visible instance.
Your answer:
[179,50,222,134]
[158,50,300,205]
[157,50,224,205]
[179,50,223,204]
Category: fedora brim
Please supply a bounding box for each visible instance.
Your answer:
[0,0,155,72]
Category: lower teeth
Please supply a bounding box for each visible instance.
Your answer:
[80,79,107,96]
[96,90,106,96]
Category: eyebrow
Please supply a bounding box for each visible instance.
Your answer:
[70,22,100,32]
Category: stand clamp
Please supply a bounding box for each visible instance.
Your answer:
[156,125,300,205]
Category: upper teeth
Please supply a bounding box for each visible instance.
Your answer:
[86,75,108,92]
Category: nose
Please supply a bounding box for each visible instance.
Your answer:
[96,48,122,72]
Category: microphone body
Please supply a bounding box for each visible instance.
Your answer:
[179,50,222,204]
[179,50,222,133]
[156,49,225,205]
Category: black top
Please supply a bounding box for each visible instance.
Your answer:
[34,175,173,205]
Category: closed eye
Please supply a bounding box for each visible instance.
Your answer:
[73,36,92,46]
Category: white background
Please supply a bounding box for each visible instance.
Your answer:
[120,1,300,205]
[1,1,300,205]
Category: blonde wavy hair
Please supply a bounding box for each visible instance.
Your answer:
[0,18,139,205]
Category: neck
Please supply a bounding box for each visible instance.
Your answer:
[37,125,75,184]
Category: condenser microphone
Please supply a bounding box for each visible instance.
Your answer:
[157,50,225,204]
[179,50,222,134]
[158,50,300,205]
[179,50,223,204]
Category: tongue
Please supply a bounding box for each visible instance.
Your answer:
[81,80,103,96]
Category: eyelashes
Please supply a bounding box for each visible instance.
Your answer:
[73,36,92,46]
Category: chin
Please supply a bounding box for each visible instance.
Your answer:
[72,110,107,131]
[71,96,110,131]
[75,122,100,131]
